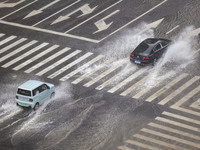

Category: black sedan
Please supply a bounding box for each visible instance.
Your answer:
[130,38,171,65]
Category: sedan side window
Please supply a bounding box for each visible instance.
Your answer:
[153,43,162,52]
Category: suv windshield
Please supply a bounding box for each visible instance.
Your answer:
[17,88,31,96]
[134,42,152,55]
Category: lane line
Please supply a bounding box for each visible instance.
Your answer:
[0,33,5,37]
[146,73,188,102]
[108,68,146,93]
[48,52,93,79]
[149,122,200,141]
[171,84,200,107]
[158,76,200,105]
[156,117,200,132]
[0,40,38,62]
[0,0,39,19]
[71,58,115,84]
[99,0,168,42]
[33,0,82,26]
[2,42,49,68]
[36,50,81,76]
[0,38,27,54]
[166,25,180,35]
[13,45,59,70]
[132,71,175,99]
[60,55,104,81]
[120,72,153,96]
[83,61,126,87]
[95,67,135,90]
[163,111,200,125]
[0,20,99,43]
[24,47,70,73]
[141,128,200,148]
[0,35,17,47]
[118,146,135,150]
[126,140,161,150]
[134,134,186,150]
[65,0,123,33]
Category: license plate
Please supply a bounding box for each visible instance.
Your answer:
[19,103,28,107]
[135,60,141,64]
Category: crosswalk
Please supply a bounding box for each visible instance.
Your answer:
[0,33,200,106]
[0,33,200,149]
[118,110,200,150]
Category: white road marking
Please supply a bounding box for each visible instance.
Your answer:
[36,50,81,76]
[60,55,104,81]
[48,52,93,79]
[189,27,200,37]
[65,0,123,33]
[120,72,153,96]
[195,48,200,53]
[190,98,200,110]
[0,20,99,43]
[95,68,134,90]
[118,146,135,150]
[0,0,25,8]
[24,0,60,19]
[134,134,187,150]
[171,84,200,107]
[170,106,200,117]
[93,10,120,34]
[2,42,48,68]
[148,122,200,141]
[13,45,59,71]
[141,128,200,148]
[163,111,200,125]
[156,117,200,132]
[158,76,200,105]
[0,33,5,37]
[126,140,161,150]
[24,47,70,73]
[99,0,168,42]
[72,58,115,84]
[83,61,126,87]
[0,38,27,54]
[108,68,146,93]
[132,71,175,99]
[33,0,82,26]
[146,73,188,102]
[0,35,17,47]
[52,3,97,25]
[0,40,38,62]
[1,0,39,19]
[166,25,180,35]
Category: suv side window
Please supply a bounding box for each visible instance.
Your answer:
[39,84,49,93]
[33,88,40,96]
[154,43,162,52]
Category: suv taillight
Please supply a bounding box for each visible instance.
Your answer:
[29,99,33,102]
[16,96,18,99]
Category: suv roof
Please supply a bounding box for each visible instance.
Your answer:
[18,80,44,91]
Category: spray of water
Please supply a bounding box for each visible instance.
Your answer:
[145,26,197,87]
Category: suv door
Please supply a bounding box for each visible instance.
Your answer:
[39,84,50,104]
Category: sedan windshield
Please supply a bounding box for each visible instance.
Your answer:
[17,88,31,96]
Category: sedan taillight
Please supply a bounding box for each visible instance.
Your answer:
[143,56,150,60]
[130,53,134,57]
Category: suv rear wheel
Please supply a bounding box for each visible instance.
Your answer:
[34,103,39,110]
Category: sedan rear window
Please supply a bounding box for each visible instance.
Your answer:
[17,88,31,96]
[134,42,152,55]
